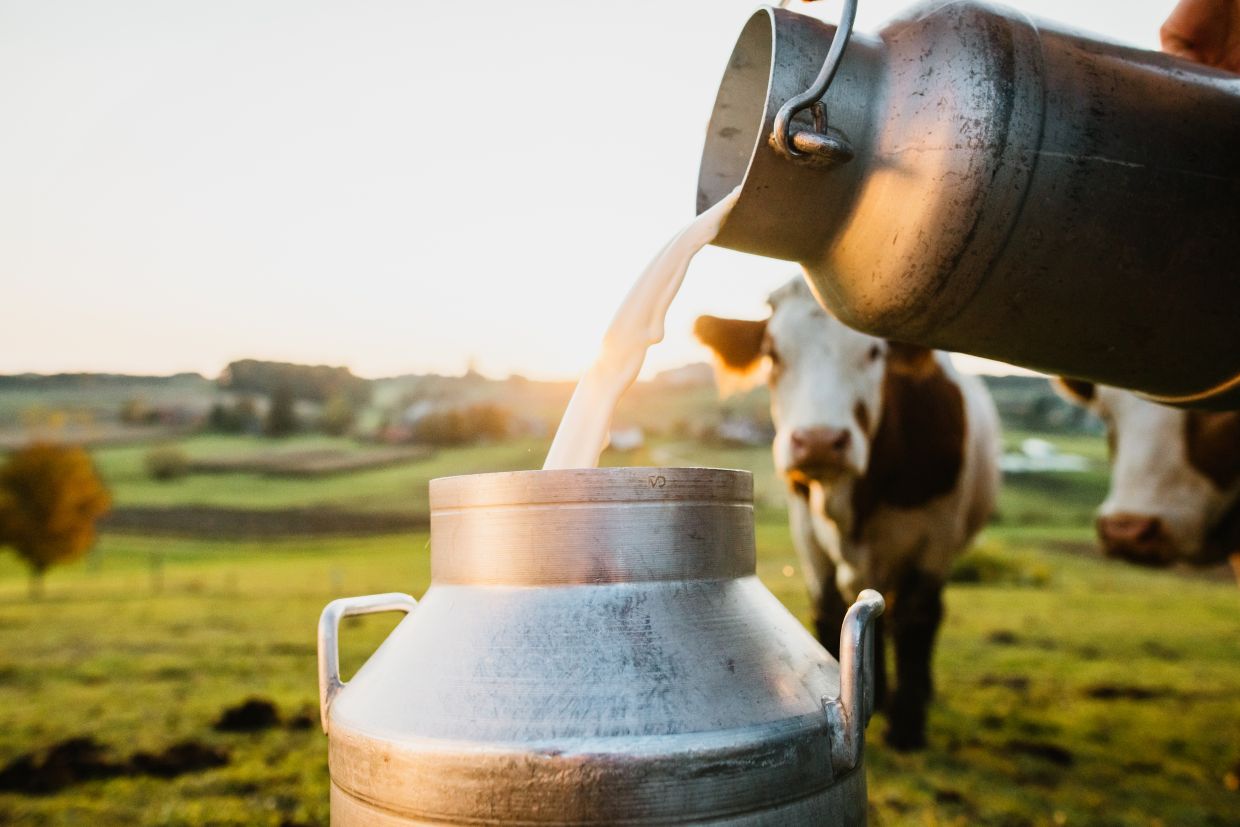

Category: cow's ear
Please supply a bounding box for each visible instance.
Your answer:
[693,315,768,395]
[1053,377,1097,407]
[1185,410,1240,490]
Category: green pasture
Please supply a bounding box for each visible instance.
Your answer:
[0,434,1236,825]
[92,436,550,514]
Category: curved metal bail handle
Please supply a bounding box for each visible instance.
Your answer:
[317,592,418,733]
[771,0,859,164]
[824,588,885,774]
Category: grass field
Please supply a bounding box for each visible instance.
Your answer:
[0,435,1237,825]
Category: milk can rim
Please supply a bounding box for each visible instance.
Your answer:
[430,466,753,510]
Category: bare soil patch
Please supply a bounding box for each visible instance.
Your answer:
[213,698,281,733]
[0,737,227,794]
[1083,683,1171,701]
[1005,739,1075,767]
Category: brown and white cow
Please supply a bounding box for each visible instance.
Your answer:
[1056,379,1240,577]
[695,278,1000,750]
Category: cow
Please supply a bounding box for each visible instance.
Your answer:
[1055,379,1240,578]
[694,278,1000,750]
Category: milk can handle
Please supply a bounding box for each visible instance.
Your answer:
[824,588,884,774]
[771,0,859,165]
[317,592,418,734]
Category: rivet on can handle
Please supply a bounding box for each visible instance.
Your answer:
[317,592,418,734]
[824,588,885,774]
[771,0,859,166]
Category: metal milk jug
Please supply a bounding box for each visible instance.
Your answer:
[698,2,1240,408]
[317,467,884,824]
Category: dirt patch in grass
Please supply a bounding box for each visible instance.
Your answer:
[103,505,427,538]
[1005,739,1075,767]
[0,736,227,794]
[213,698,281,733]
[1083,683,1172,701]
[129,741,229,779]
[980,674,1031,692]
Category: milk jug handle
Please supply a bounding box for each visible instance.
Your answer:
[824,589,884,774]
[317,592,418,733]
[771,0,859,165]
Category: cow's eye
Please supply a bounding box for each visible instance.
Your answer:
[867,344,883,362]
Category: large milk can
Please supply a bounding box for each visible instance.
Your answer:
[698,1,1240,408]
[317,467,884,824]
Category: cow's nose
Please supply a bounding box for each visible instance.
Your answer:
[789,426,852,473]
[1096,513,1171,564]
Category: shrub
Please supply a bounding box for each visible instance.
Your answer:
[320,394,355,437]
[265,386,298,438]
[409,404,511,446]
[207,397,260,434]
[950,544,1051,588]
[144,447,189,481]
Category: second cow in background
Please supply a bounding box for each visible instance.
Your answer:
[1055,379,1240,578]
[695,278,1000,750]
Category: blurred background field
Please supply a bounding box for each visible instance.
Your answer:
[0,366,1237,826]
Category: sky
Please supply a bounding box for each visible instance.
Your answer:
[0,0,1172,380]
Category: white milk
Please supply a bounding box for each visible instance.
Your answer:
[544,188,740,470]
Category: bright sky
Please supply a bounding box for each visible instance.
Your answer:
[0,0,1170,379]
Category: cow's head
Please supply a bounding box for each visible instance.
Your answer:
[694,278,890,489]
[1056,379,1240,567]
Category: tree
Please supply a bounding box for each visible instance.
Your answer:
[207,396,260,434]
[0,444,112,597]
[265,386,298,438]
[320,393,355,437]
[219,359,370,405]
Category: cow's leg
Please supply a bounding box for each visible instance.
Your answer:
[885,568,943,751]
[813,585,850,660]
[1230,552,1240,588]
[787,493,849,650]
[872,613,889,710]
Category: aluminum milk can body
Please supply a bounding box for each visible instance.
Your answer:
[698,2,1240,408]
[317,468,883,825]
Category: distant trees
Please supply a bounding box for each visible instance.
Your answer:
[119,398,158,425]
[264,386,298,438]
[214,360,367,439]
[0,444,112,597]
[219,360,369,406]
[319,394,356,437]
[409,403,511,446]
[982,375,1100,433]
[206,396,260,434]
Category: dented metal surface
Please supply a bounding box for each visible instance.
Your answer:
[698,1,1240,409]
[317,467,883,824]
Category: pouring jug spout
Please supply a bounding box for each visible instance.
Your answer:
[699,1,1240,408]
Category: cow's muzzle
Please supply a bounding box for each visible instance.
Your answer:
[1096,513,1176,567]
[787,426,854,481]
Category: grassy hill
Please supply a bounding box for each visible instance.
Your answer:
[0,371,1236,825]
[0,495,1236,825]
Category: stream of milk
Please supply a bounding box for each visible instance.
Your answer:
[543,188,740,470]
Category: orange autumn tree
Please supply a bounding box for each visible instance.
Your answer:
[0,443,112,597]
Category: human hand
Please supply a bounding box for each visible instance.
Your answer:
[1161,0,1240,72]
